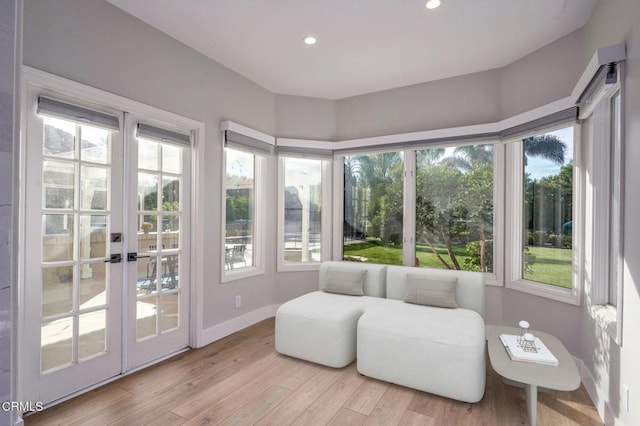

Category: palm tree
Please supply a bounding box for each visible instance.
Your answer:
[523,134,565,165]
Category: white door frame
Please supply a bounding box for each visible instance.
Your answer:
[18,66,205,405]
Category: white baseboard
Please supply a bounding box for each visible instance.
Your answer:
[197,304,280,348]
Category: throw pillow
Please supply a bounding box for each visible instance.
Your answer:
[322,268,367,296]
[403,274,458,308]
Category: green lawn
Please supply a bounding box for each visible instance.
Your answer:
[524,246,572,288]
[343,240,573,289]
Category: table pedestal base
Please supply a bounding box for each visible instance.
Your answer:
[525,383,538,426]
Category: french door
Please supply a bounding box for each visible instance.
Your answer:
[22,92,191,404]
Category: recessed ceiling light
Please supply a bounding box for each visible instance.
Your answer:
[303,35,318,46]
[426,0,441,9]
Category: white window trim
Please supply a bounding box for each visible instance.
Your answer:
[277,155,332,272]
[504,124,582,306]
[582,79,623,344]
[221,147,267,283]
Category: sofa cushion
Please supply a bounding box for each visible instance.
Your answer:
[403,274,458,308]
[320,261,387,298]
[322,267,366,296]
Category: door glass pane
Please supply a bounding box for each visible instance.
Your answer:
[225,149,254,269]
[41,317,73,372]
[78,310,106,360]
[138,173,158,211]
[162,176,180,209]
[160,294,179,333]
[43,214,74,262]
[79,263,106,309]
[80,165,108,210]
[43,161,75,209]
[136,298,157,340]
[161,255,179,291]
[343,153,404,265]
[522,127,573,288]
[162,144,182,174]
[138,214,158,253]
[138,139,159,171]
[161,217,179,249]
[80,125,109,164]
[136,257,155,295]
[283,157,323,263]
[43,116,75,159]
[79,215,107,260]
[415,145,494,271]
[42,266,73,317]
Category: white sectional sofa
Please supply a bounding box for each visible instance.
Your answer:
[275,261,486,403]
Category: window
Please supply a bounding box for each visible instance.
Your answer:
[343,152,404,265]
[224,148,261,275]
[339,143,500,283]
[505,125,579,304]
[278,156,331,270]
[415,145,494,273]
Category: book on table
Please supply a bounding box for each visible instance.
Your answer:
[499,334,559,366]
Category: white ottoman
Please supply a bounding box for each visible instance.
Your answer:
[276,291,385,368]
[357,301,486,403]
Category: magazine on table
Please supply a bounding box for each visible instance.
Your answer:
[499,334,559,366]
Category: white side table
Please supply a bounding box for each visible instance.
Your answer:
[487,326,581,426]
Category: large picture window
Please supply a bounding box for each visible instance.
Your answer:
[343,152,404,265]
[415,145,494,272]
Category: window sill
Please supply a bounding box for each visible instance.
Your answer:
[506,279,580,306]
[588,304,619,344]
[221,266,264,283]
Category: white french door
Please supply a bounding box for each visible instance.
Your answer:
[22,92,191,404]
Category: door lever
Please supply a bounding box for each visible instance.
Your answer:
[127,252,151,262]
[104,253,122,263]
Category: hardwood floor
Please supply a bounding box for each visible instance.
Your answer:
[25,318,602,426]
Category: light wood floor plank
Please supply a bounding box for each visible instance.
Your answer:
[24,318,603,426]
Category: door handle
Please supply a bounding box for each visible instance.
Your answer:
[104,253,122,263]
[127,252,151,262]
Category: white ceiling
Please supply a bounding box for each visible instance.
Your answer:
[106,0,596,100]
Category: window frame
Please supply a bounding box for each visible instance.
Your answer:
[581,78,624,343]
[504,123,582,305]
[334,140,503,287]
[277,154,333,272]
[221,146,267,282]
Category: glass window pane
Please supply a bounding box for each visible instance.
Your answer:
[162,176,180,211]
[80,166,108,210]
[79,214,107,260]
[78,310,106,360]
[161,216,179,249]
[136,298,157,340]
[161,255,179,291]
[160,294,179,333]
[136,257,155,295]
[522,127,573,288]
[43,116,75,159]
[225,149,254,270]
[42,266,73,317]
[41,316,73,372]
[138,139,159,171]
[138,172,158,211]
[79,263,106,309]
[343,153,404,265]
[43,161,75,209]
[43,214,74,262]
[283,157,322,263]
[162,144,182,174]
[609,93,621,307]
[415,145,494,272]
[80,125,109,164]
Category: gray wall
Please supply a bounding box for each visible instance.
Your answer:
[0,0,17,424]
[275,94,337,140]
[22,0,278,328]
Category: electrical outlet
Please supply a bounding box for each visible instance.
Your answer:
[235,295,242,309]
[623,385,630,412]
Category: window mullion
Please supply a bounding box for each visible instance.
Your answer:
[403,150,416,267]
